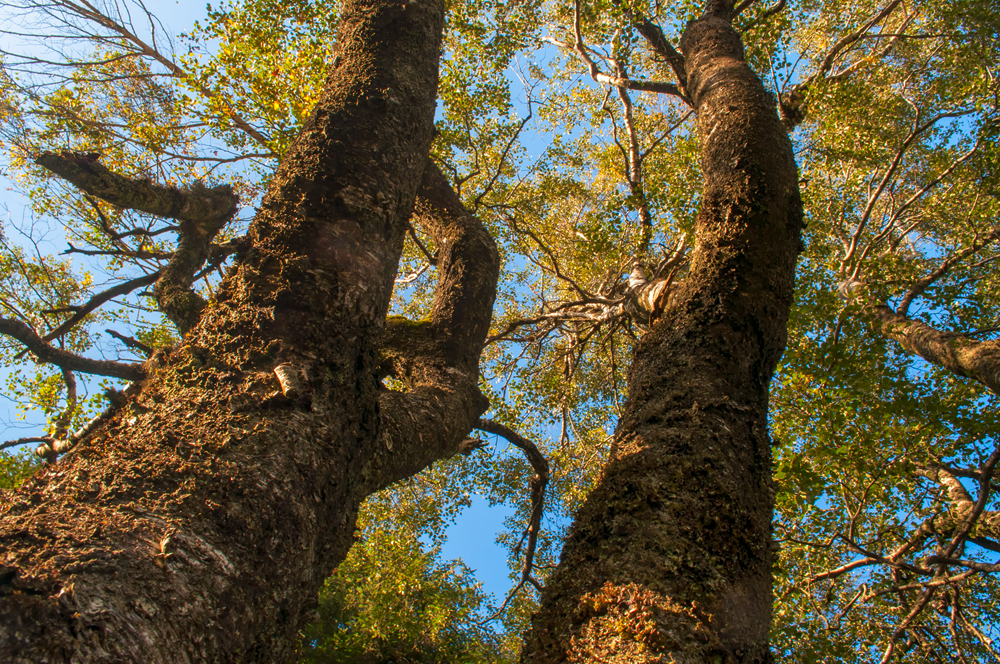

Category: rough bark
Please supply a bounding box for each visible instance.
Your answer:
[521,4,802,663]
[367,161,500,492]
[869,304,1000,396]
[0,0,496,661]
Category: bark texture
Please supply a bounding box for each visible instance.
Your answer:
[0,0,496,661]
[521,6,802,664]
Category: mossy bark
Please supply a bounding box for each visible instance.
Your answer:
[521,6,803,664]
[0,0,497,661]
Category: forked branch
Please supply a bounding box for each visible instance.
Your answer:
[36,151,238,333]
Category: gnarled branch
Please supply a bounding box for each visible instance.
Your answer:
[36,152,237,223]
[366,159,500,491]
[35,152,238,334]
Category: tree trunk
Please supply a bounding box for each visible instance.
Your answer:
[521,5,803,663]
[0,0,498,661]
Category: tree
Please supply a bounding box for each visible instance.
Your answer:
[0,0,504,659]
[1,0,998,662]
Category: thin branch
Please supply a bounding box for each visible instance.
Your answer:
[52,367,77,439]
[42,271,160,341]
[25,0,276,150]
[477,418,549,591]
[394,262,432,285]
[548,2,690,104]
[507,213,593,298]
[34,387,128,460]
[105,328,153,356]
[471,99,534,213]
[897,227,1000,316]
[0,436,53,451]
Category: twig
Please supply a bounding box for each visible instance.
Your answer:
[405,222,437,266]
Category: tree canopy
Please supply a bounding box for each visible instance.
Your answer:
[1,0,999,661]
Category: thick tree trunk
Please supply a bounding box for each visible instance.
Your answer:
[521,6,802,664]
[0,0,498,661]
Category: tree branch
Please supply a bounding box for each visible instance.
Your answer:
[916,463,1000,548]
[35,152,238,333]
[0,317,144,380]
[547,2,691,105]
[896,227,1000,317]
[42,271,160,342]
[0,436,52,452]
[868,304,1000,395]
[366,160,500,491]
[476,418,549,590]
[35,152,237,223]
[780,0,906,128]
[105,329,154,356]
[631,17,687,92]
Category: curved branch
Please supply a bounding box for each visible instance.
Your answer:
[0,436,52,452]
[546,35,690,103]
[476,418,549,589]
[0,317,144,380]
[34,386,129,461]
[13,0,275,150]
[916,463,1000,547]
[896,227,1000,317]
[365,160,500,491]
